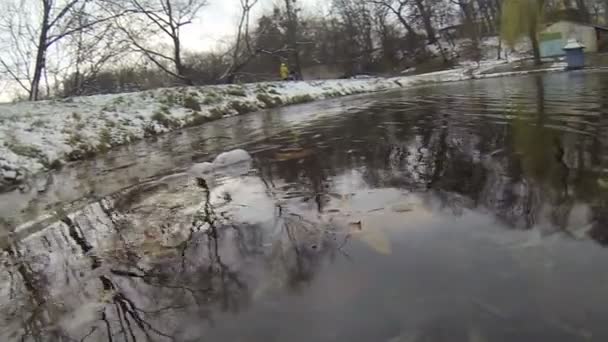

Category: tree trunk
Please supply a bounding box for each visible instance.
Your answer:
[395,13,415,37]
[459,1,478,43]
[414,0,436,43]
[30,1,51,101]
[497,36,502,60]
[172,35,191,85]
[72,70,82,96]
[575,0,590,22]
[530,0,543,66]
[530,26,542,65]
[284,0,302,78]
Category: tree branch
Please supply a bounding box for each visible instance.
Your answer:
[130,0,173,35]
[47,11,130,47]
[0,58,31,94]
[48,0,81,29]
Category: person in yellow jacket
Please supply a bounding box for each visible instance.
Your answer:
[280,63,289,81]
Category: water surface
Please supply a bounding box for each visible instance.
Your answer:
[2,72,608,341]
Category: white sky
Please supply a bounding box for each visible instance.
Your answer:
[188,0,326,50]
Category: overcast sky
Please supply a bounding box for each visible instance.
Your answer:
[183,0,323,51]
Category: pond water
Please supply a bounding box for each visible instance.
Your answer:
[2,72,608,341]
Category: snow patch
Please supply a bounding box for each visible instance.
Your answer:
[188,149,253,180]
[213,149,252,167]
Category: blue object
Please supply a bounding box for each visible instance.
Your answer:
[563,39,585,70]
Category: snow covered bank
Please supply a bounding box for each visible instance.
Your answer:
[0,63,564,190]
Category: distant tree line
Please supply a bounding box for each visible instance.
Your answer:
[0,0,604,101]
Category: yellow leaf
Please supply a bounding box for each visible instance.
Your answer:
[274,148,312,161]
[391,203,412,213]
[348,221,362,230]
[354,229,391,255]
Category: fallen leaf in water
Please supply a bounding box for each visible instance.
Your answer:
[468,325,487,342]
[348,221,362,230]
[139,240,177,258]
[279,147,305,152]
[391,203,413,212]
[328,192,344,199]
[354,229,391,255]
[274,148,313,161]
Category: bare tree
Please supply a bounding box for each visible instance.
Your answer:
[61,18,130,96]
[368,0,417,36]
[372,3,402,68]
[0,0,125,101]
[284,0,303,77]
[116,0,207,85]
[0,1,35,98]
[413,0,438,43]
[332,0,377,74]
[220,0,259,83]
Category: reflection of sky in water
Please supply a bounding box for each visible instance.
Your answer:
[193,168,608,342]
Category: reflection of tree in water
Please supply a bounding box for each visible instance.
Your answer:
[3,247,57,341]
[253,78,608,244]
[1,169,344,341]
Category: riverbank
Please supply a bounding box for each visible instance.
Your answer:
[0,61,567,190]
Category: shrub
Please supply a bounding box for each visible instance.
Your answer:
[66,147,95,161]
[230,101,258,115]
[226,87,247,97]
[143,123,157,137]
[42,158,62,170]
[209,107,227,119]
[6,143,43,159]
[182,95,201,111]
[65,133,96,161]
[151,111,179,128]
[66,132,85,147]
[257,94,283,108]
[185,113,210,127]
[97,128,113,152]
[112,96,125,105]
[31,119,46,128]
[202,93,221,105]
[161,92,177,106]
[289,94,314,104]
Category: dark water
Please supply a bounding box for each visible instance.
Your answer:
[2,72,608,341]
